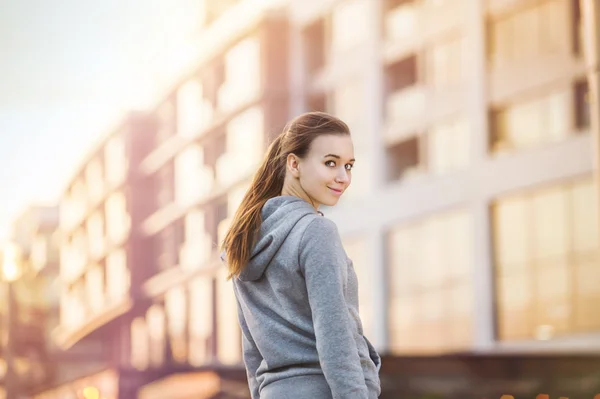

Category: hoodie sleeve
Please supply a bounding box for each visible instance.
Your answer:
[299,217,370,399]
[234,290,262,398]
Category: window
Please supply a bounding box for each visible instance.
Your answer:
[386,136,421,181]
[188,277,214,366]
[87,211,105,259]
[68,229,88,282]
[306,92,328,112]
[574,79,590,130]
[105,249,130,302]
[130,317,150,370]
[176,79,204,138]
[489,0,572,67]
[181,210,212,269]
[60,284,87,329]
[174,146,200,204]
[303,17,327,74]
[331,0,369,54]
[429,116,470,174]
[30,234,49,272]
[105,192,130,244]
[203,133,226,174]
[426,37,464,89]
[333,80,363,124]
[86,265,105,313]
[227,183,249,216]
[492,177,600,340]
[166,287,188,363]
[386,55,417,93]
[157,162,175,208]
[219,37,261,112]
[385,55,426,123]
[175,144,214,206]
[222,106,264,173]
[69,180,88,225]
[157,221,184,271]
[217,268,241,364]
[388,210,473,353]
[384,0,418,42]
[491,88,571,152]
[105,135,127,186]
[156,101,176,144]
[206,198,228,251]
[342,237,374,338]
[85,159,104,202]
[146,305,167,367]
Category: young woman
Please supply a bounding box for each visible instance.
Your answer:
[221,112,381,399]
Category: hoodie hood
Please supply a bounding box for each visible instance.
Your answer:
[234,196,318,281]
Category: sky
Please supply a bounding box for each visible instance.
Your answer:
[0,0,203,240]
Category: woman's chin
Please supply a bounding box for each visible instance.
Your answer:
[320,196,341,207]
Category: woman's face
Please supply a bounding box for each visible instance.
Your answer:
[295,133,355,208]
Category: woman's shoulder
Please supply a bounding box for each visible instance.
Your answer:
[297,215,342,247]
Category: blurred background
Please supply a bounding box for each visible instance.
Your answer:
[1,0,600,398]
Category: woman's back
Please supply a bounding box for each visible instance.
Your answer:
[232,196,380,398]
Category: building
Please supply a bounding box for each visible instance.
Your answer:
[132,1,291,397]
[42,0,600,397]
[0,205,58,397]
[300,0,595,352]
[0,204,101,399]
[288,0,600,396]
[38,112,158,399]
[40,1,291,398]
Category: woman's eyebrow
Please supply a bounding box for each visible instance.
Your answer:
[323,154,355,162]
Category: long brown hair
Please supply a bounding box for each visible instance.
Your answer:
[221,111,350,279]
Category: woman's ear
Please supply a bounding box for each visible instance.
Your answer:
[286,153,300,178]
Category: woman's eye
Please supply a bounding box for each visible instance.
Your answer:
[325,160,336,167]
[345,164,354,170]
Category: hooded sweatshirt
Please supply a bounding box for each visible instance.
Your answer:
[230,196,381,399]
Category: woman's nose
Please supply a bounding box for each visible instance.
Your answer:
[335,169,349,183]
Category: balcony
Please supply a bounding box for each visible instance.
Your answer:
[60,245,88,285]
[489,55,585,105]
[216,267,241,365]
[217,218,231,249]
[179,237,213,271]
[60,197,88,234]
[487,0,585,104]
[104,136,129,189]
[53,295,133,350]
[106,216,131,248]
[174,148,215,207]
[385,1,419,44]
[214,153,239,188]
[384,0,464,61]
[386,85,427,139]
[88,236,107,263]
[385,84,467,144]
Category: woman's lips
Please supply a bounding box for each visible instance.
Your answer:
[328,186,343,196]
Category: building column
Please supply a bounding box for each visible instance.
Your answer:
[365,0,388,351]
[465,0,495,350]
[364,0,386,193]
[288,18,306,116]
[368,226,389,351]
[580,0,600,240]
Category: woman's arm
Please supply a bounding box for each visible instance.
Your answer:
[299,217,369,399]
[235,290,262,398]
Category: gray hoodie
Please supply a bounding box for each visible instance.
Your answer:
[230,196,381,398]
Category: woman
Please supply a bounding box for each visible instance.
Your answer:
[221,112,381,399]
